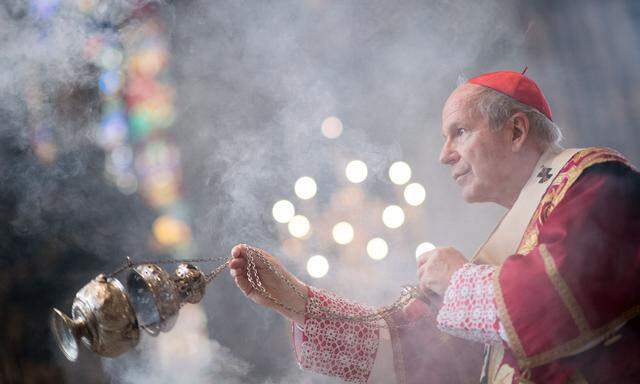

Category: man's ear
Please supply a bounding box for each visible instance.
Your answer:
[509,112,530,152]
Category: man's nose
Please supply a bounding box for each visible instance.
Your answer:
[438,142,459,165]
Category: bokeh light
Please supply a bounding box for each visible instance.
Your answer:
[415,242,436,259]
[307,255,329,278]
[116,172,138,195]
[389,161,412,185]
[404,182,426,206]
[345,160,368,183]
[367,238,389,260]
[152,215,192,247]
[294,176,317,200]
[99,46,124,70]
[272,200,295,223]
[382,205,405,229]
[110,145,133,169]
[332,221,354,245]
[98,70,122,95]
[321,116,343,139]
[288,215,311,238]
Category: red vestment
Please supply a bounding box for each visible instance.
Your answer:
[292,147,640,383]
[491,149,640,383]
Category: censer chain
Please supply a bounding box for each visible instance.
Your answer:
[244,247,427,327]
[109,248,426,328]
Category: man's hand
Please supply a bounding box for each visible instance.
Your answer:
[417,246,466,297]
[229,244,308,324]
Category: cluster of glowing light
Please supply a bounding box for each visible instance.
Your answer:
[153,215,192,246]
[288,215,311,238]
[382,205,405,229]
[294,176,317,200]
[389,161,412,185]
[83,8,193,253]
[321,116,343,139]
[332,221,354,245]
[345,160,368,183]
[272,200,295,223]
[307,255,329,278]
[404,182,426,206]
[415,242,436,259]
[367,238,389,260]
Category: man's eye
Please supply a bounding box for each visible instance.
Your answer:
[456,128,467,136]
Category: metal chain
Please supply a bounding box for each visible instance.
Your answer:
[109,247,429,328]
[244,246,429,328]
[108,255,230,278]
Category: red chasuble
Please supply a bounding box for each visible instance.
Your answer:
[489,147,640,383]
[386,147,640,384]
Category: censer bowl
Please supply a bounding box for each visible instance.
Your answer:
[50,274,140,361]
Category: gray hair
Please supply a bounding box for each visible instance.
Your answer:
[458,77,563,149]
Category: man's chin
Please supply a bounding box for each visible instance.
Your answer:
[461,188,484,203]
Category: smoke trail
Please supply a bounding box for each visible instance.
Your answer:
[102,304,251,384]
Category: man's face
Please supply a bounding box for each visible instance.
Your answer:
[439,84,512,203]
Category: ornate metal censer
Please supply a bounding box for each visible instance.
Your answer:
[51,247,426,362]
[50,256,228,362]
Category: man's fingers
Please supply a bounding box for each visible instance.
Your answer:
[229,257,246,269]
[231,243,247,259]
[416,251,434,268]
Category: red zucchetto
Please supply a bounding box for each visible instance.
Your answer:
[468,70,553,121]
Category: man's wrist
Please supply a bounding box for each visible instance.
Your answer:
[278,280,308,324]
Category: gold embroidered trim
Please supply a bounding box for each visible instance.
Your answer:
[518,305,640,369]
[383,313,407,384]
[493,264,527,359]
[539,244,591,334]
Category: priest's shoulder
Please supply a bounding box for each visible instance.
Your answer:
[572,147,640,191]
[568,146,636,175]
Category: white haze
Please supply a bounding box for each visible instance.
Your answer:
[2,0,638,383]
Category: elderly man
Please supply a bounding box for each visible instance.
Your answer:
[229,71,640,383]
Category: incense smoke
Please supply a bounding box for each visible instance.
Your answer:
[2,0,639,383]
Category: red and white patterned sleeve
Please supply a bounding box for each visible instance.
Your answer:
[291,286,380,384]
[436,263,504,345]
